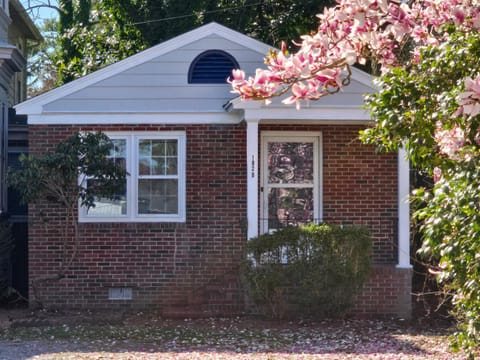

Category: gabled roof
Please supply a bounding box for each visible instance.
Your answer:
[16,22,376,124]
[15,22,272,115]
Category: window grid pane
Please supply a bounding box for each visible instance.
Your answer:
[138,179,178,214]
[88,138,127,216]
[267,142,314,184]
[138,139,178,176]
[137,138,179,216]
[267,188,314,229]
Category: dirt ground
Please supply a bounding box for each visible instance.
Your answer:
[0,307,473,360]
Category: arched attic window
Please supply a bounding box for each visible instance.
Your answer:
[188,50,240,84]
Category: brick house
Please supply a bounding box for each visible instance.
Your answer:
[15,23,412,318]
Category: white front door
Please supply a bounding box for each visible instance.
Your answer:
[260,132,322,233]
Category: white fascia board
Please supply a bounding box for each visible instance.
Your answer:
[15,22,273,116]
[259,119,372,125]
[27,111,244,125]
[228,97,262,110]
[243,106,372,121]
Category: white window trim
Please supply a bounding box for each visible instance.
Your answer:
[79,131,186,223]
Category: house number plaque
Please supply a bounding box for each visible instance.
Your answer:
[251,155,255,178]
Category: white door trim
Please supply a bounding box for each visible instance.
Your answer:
[260,131,323,234]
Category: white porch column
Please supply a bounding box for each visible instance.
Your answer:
[246,118,259,240]
[397,147,412,268]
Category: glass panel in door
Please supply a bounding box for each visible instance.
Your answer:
[262,137,318,232]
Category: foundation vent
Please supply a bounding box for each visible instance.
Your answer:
[108,287,133,300]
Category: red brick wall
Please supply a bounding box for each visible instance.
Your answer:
[260,125,410,317]
[352,265,412,318]
[29,124,247,312]
[28,123,410,317]
[260,124,398,264]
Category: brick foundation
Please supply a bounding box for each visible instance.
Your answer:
[353,265,412,319]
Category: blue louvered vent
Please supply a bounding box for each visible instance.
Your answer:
[188,50,240,84]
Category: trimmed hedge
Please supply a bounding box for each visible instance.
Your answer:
[242,223,372,318]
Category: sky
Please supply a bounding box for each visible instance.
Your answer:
[20,0,59,25]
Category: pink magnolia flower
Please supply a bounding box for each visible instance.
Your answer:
[434,123,466,160]
[284,83,311,110]
[228,69,247,93]
[456,75,480,117]
[230,0,480,106]
[433,167,442,182]
[230,69,245,81]
[473,12,480,29]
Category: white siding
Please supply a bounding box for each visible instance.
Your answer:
[44,35,265,113]
[302,79,373,108]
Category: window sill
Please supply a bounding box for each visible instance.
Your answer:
[78,215,186,223]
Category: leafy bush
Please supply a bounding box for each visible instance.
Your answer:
[7,132,127,307]
[242,223,371,318]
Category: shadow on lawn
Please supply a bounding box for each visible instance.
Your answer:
[0,310,458,359]
[0,334,436,360]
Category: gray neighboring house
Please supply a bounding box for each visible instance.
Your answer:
[0,0,41,297]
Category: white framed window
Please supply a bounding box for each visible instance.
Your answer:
[79,132,186,223]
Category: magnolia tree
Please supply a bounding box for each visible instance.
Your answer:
[231,0,480,354]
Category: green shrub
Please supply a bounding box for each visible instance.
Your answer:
[242,223,372,318]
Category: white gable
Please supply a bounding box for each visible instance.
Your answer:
[15,22,375,125]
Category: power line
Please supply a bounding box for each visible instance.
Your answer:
[131,1,266,26]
